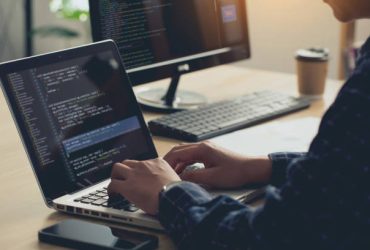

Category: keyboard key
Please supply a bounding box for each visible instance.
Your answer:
[91,199,107,206]
[108,194,131,209]
[113,204,130,210]
[81,199,94,204]
[89,196,101,200]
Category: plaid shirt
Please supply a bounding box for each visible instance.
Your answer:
[158,37,370,250]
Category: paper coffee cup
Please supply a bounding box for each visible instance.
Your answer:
[296,48,329,99]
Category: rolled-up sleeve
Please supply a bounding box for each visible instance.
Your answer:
[158,181,258,250]
[268,152,307,187]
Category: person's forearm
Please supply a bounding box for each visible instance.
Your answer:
[158,182,257,250]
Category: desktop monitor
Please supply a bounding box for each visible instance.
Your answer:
[89,0,251,112]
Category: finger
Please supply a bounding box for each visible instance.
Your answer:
[164,143,195,161]
[164,145,207,167]
[180,167,220,186]
[166,142,202,155]
[165,147,197,168]
[107,179,127,195]
[111,163,130,180]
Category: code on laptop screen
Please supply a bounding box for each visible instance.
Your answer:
[4,49,154,201]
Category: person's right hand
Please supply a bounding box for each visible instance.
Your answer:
[163,141,272,189]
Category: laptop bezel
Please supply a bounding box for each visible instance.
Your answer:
[0,40,158,207]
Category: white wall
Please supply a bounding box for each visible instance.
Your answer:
[357,20,370,42]
[243,0,370,79]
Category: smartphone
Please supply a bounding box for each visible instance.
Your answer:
[38,219,158,250]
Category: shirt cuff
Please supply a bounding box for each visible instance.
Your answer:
[158,181,257,249]
[268,152,307,187]
[158,182,211,230]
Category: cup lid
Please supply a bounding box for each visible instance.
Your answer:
[296,48,329,62]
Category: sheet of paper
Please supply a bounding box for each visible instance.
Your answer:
[210,117,321,156]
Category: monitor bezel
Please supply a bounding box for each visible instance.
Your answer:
[0,40,158,206]
[89,0,251,86]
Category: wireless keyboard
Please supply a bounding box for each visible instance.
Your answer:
[148,91,311,142]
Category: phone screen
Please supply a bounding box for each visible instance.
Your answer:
[39,219,158,250]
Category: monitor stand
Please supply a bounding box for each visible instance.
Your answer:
[135,73,207,113]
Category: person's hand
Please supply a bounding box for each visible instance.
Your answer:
[164,141,272,189]
[107,158,181,215]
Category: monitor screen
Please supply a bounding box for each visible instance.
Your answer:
[89,0,250,85]
[0,42,157,203]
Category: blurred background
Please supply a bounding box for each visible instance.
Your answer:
[0,0,369,79]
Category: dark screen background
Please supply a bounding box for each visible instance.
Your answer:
[90,0,250,85]
[1,46,156,202]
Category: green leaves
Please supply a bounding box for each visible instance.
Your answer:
[50,0,89,21]
[32,0,90,39]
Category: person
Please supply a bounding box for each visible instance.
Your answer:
[108,0,370,249]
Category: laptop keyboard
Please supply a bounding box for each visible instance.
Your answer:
[73,187,139,212]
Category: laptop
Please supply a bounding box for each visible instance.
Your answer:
[0,40,262,230]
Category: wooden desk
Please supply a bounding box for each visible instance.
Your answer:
[0,62,343,249]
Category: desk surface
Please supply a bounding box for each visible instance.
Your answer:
[0,61,343,249]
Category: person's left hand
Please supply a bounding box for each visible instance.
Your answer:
[107,158,181,215]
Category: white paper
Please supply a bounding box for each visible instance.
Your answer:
[210,117,321,156]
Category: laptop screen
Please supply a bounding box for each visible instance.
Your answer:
[0,41,157,204]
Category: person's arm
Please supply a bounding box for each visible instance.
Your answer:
[158,181,256,250]
[109,49,370,249]
[158,52,370,249]
[155,152,310,249]
[158,152,357,250]
[159,162,320,250]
